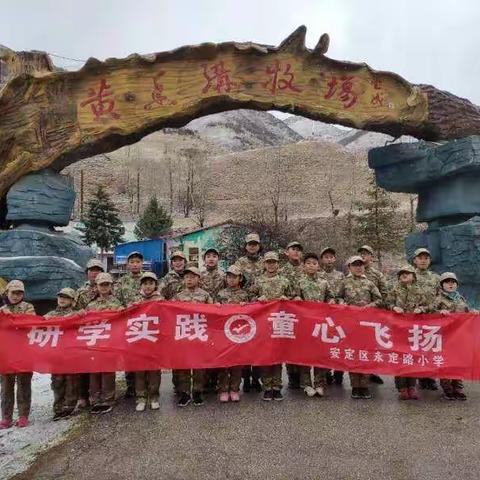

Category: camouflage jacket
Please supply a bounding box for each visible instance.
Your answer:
[415,269,440,304]
[129,290,164,306]
[279,261,305,297]
[250,273,293,301]
[234,255,264,284]
[364,265,389,300]
[216,286,249,304]
[200,267,225,298]
[321,267,345,298]
[115,272,143,307]
[45,306,77,318]
[298,274,334,302]
[75,281,98,310]
[387,282,429,313]
[434,290,470,313]
[0,301,35,314]
[86,295,122,311]
[338,274,382,307]
[174,287,213,304]
[159,270,184,300]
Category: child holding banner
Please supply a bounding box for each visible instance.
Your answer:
[338,256,382,400]
[435,272,473,400]
[215,265,249,403]
[130,272,164,412]
[298,252,335,398]
[0,280,35,429]
[45,288,78,420]
[387,265,429,400]
[86,273,122,414]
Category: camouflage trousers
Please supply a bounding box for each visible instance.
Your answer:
[299,366,327,388]
[395,376,417,390]
[261,365,283,391]
[173,369,206,394]
[76,373,90,402]
[349,373,369,389]
[440,378,464,392]
[242,365,261,381]
[135,371,161,401]
[89,373,116,406]
[1,373,33,419]
[51,374,77,414]
[218,367,242,393]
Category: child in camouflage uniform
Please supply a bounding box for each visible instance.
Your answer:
[173,266,213,407]
[159,250,186,300]
[86,273,122,414]
[45,288,79,420]
[435,272,472,400]
[412,248,440,391]
[215,265,249,402]
[234,233,264,393]
[251,251,293,402]
[130,272,164,412]
[387,265,429,400]
[298,253,335,398]
[338,256,382,400]
[0,280,35,429]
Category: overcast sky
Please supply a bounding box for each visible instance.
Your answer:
[2,0,480,104]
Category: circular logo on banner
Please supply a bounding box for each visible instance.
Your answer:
[224,314,257,344]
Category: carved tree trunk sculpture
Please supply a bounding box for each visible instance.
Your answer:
[1,26,480,201]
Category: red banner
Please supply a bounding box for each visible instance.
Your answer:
[1,301,479,379]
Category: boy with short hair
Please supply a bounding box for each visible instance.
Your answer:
[0,280,35,429]
[251,251,293,402]
[435,272,472,400]
[173,266,213,407]
[387,265,429,400]
[45,288,78,420]
[86,273,122,414]
[131,272,164,412]
[215,265,249,403]
[338,256,382,400]
[298,253,335,398]
[159,251,187,300]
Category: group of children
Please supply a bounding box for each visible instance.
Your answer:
[0,234,473,429]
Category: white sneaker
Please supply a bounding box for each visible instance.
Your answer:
[315,386,325,397]
[304,386,316,397]
[135,401,146,412]
[150,401,160,410]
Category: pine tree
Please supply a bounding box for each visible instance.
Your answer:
[79,185,125,256]
[354,174,406,267]
[134,196,173,239]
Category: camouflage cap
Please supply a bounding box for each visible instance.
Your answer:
[170,250,186,261]
[203,247,220,257]
[140,272,158,283]
[286,241,303,250]
[320,247,336,257]
[414,248,431,257]
[227,265,243,276]
[6,280,25,292]
[245,233,260,244]
[184,266,201,277]
[358,245,374,255]
[57,287,76,299]
[397,265,416,276]
[264,251,279,262]
[95,272,114,284]
[127,251,144,261]
[439,272,458,283]
[347,255,365,265]
[85,259,104,271]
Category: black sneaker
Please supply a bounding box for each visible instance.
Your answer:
[252,379,263,392]
[90,404,103,414]
[99,405,113,414]
[243,377,251,393]
[326,371,334,385]
[369,374,384,385]
[177,393,191,407]
[333,371,344,385]
[453,390,467,401]
[361,388,372,400]
[427,379,438,391]
[53,412,63,421]
[262,390,274,401]
[272,390,284,401]
[351,388,361,399]
[61,408,75,419]
[443,390,456,400]
[192,392,204,406]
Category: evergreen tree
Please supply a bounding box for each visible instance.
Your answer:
[134,196,173,239]
[354,174,406,267]
[79,185,125,256]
